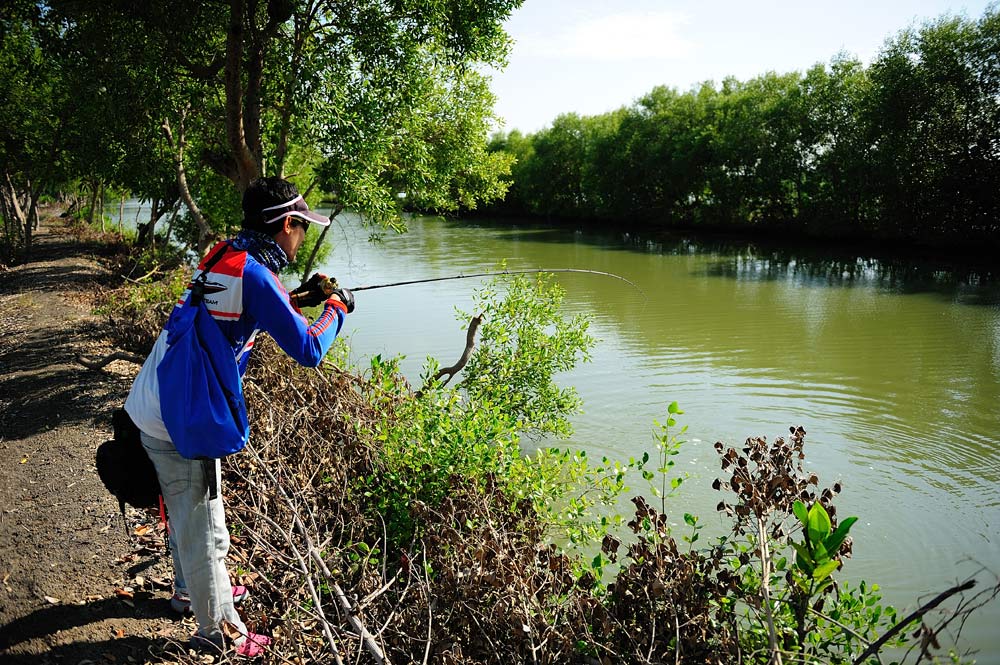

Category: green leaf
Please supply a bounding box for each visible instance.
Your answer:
[792,500,808,525]
[790,542,814,574]
[824,516,858,554]
[812,540,829,563]
[806,501,832,544]
[667,401,679,414]
[683,513,697,526]
[813,559,839,581]
[815,577,835,594]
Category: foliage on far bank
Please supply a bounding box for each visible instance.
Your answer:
[95,268,999,664]
[485,8,1000,252]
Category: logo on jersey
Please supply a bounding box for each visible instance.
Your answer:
[186,280,228,295]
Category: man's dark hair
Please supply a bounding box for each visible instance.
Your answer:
[242,177,302,234]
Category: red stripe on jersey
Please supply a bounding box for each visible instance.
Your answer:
[207,308,241,319]
[197,242,247,278]
[309,305,338,336]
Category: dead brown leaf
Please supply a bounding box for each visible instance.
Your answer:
[222,620,243,642]
[149,575,172,589]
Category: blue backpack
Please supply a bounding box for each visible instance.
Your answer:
[157,245,250,460]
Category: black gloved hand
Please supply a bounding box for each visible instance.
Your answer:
[329,286,355,313]
[290,273,329,308]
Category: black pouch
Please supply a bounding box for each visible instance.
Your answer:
[96,409,161,517]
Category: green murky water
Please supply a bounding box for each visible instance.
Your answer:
[321,213,1000,657]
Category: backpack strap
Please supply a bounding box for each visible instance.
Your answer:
[186,243,237,492]
[190,243,230,306]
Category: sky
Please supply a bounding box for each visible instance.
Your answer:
[487,0,995,134]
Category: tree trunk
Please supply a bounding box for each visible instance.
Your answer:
[1,170,29,261]
[98,181,106,232]
[163,114,214,255]
[25,189,41,256]
[225,0,259,191]
[150,198,160,250]
[137,198,160,247]
[164,201,180,245]
[87,179,97,225]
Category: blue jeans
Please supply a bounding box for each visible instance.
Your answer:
[140,432,247,642]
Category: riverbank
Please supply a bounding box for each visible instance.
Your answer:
[0,211,189,663]
[457,211,1000,275]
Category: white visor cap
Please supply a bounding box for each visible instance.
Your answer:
[262,195,330,227]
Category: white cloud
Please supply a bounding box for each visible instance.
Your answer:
[516,10,694,61]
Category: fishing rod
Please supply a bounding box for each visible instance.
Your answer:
[290,269,643,305]
[348,268,641,292]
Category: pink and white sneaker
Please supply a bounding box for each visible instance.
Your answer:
[189,630,272,659]
[235,632,272,658]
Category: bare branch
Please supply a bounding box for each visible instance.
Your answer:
[852,579,977,665]
[419,314,482,393]
[162,113,216,255]
[78,351,145,369]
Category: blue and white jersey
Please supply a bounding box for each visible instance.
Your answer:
[125,241,345,441]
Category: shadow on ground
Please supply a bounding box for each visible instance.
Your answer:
[0,595,185,664]
[0,234,133,440]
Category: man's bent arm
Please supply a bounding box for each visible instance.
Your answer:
[243,262,345,367]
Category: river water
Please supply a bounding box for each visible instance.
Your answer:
[318,213,1000,659]
[112,202,1000,657]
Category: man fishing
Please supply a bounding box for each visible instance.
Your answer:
[124,176,353,658]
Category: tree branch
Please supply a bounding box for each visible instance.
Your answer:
[851,579,977,665]
[162,113,215,255]
[300,203,342,280]
[78,351,145,370]
[418,314,482,395]
[225,0,259,190]
[756,516,784,665]
[275,2,318,174]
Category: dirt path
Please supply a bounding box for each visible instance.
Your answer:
[0,212,190,664]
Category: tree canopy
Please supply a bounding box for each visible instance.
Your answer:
[1,0,521,259]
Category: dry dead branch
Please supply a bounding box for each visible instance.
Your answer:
[77,351,145,369]
[419,314,482,393]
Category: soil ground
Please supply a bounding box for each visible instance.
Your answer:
[0,211,195,664]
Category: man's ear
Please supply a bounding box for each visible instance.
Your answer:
[281,215,294,234]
